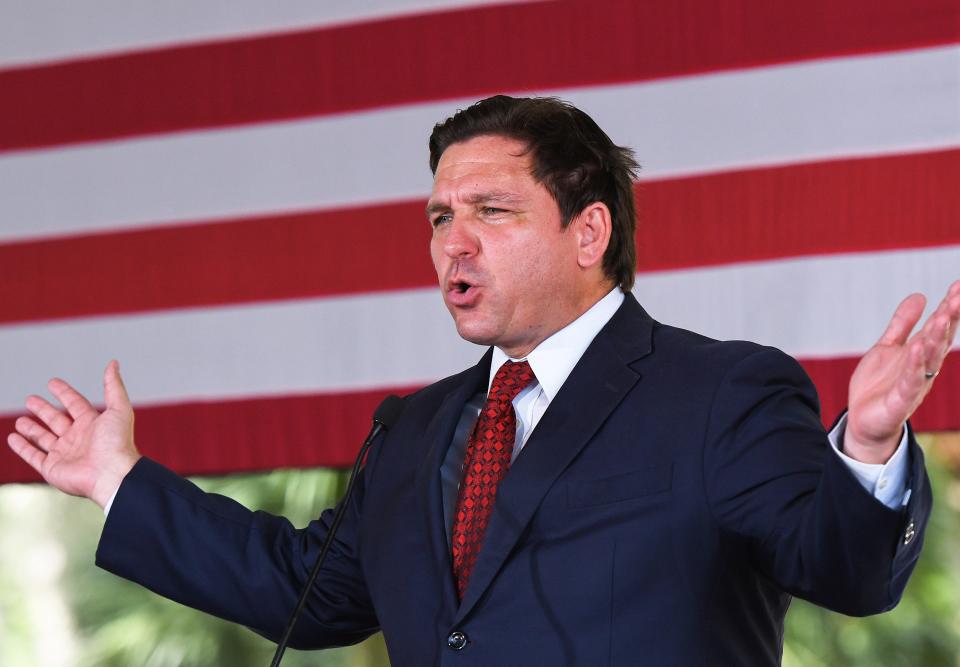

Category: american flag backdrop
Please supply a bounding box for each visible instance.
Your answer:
[1,0,958,484]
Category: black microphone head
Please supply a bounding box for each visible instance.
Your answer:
[373,394,405,430]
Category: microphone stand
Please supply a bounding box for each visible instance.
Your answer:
[269,395,404,667]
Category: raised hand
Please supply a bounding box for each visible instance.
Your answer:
[845,280,960,464]
[6,360,141,508]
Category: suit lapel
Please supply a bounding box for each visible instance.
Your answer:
[414,349,491,612]
[454,294,654,621]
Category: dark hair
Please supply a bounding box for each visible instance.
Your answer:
[429,95,639,290]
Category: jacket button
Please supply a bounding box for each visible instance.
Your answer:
[903,519,916,545]
[447,631,468,651]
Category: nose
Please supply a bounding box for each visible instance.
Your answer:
[442,217,479,259]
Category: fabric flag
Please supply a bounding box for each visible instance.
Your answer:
[1,0,958,483]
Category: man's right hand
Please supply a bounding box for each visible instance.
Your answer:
[6,360,141,509]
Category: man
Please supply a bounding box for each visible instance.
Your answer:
[8,96,960,665]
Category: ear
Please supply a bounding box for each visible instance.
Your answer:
[573,202,612,271]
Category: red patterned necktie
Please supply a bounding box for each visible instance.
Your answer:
[451,360,536,599]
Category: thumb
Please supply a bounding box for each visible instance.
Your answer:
[103,360,132,411]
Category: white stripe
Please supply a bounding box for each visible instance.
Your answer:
[0,288,484,413]
[1,46,957,243]
[1,245,956,413]
[636,245,960,358]
[0,0,534,68]
[565,45,960,179]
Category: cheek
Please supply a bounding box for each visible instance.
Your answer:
[429,241,445,279]
[515,240,557,281]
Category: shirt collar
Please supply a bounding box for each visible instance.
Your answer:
[488,288,625,399]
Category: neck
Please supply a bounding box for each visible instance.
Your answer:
[499,282,618,359]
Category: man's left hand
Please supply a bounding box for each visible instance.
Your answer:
[845,280,960,464]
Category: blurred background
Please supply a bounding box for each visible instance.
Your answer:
[1,1,958,665]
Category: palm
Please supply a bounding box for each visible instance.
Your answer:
[6,361,140,507]
[43,409,132,497]
[848,341,923,445]
[845,282,960,460]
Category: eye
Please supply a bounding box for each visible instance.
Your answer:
[431,213,452,227]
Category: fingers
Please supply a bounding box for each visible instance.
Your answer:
[24,395,72,437]
[914,280,960,376]
[103,360,132,412]
[898,338,928,403]
[48,377,96,420]
[943,279,960,344]
[878,293,925,346]
[927,316,951,368]
[6,432,48,476]
[13,415,58,452]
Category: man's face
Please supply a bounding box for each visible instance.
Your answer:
[427,135,590,358]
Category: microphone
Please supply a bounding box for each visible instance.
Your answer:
[372,394,406,432]
[269,394,405,667]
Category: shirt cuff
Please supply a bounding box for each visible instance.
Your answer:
[103,484,121,516]
[828,414,911,509]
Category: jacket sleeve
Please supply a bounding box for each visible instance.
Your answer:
[95,456,380,649]
[702,346,931,616]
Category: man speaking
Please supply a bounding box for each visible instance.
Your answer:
[8,96,960,665]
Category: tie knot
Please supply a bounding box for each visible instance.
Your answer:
[489,360,536,406]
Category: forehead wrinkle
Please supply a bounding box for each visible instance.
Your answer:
[428,137,538,214]
[426,189,527,216]
[462,190,526,205]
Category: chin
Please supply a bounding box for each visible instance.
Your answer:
[452,318,499,347]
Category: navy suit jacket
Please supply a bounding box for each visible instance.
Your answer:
[97,294,931,666]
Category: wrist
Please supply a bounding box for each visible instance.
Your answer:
[91,454,140,509]
[842,427,901,465]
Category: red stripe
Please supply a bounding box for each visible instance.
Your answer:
[0,386,423,485]
[637,148,960,271]
[3,353,957,484]
[800,351,960,437]
[0,201,437,324]
[2,149,957,324]
[1,0,957,151]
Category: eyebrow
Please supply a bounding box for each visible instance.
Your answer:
[425,191,525,217]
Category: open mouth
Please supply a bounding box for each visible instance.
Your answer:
[447,276,475,293]
[447,278,479,305]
